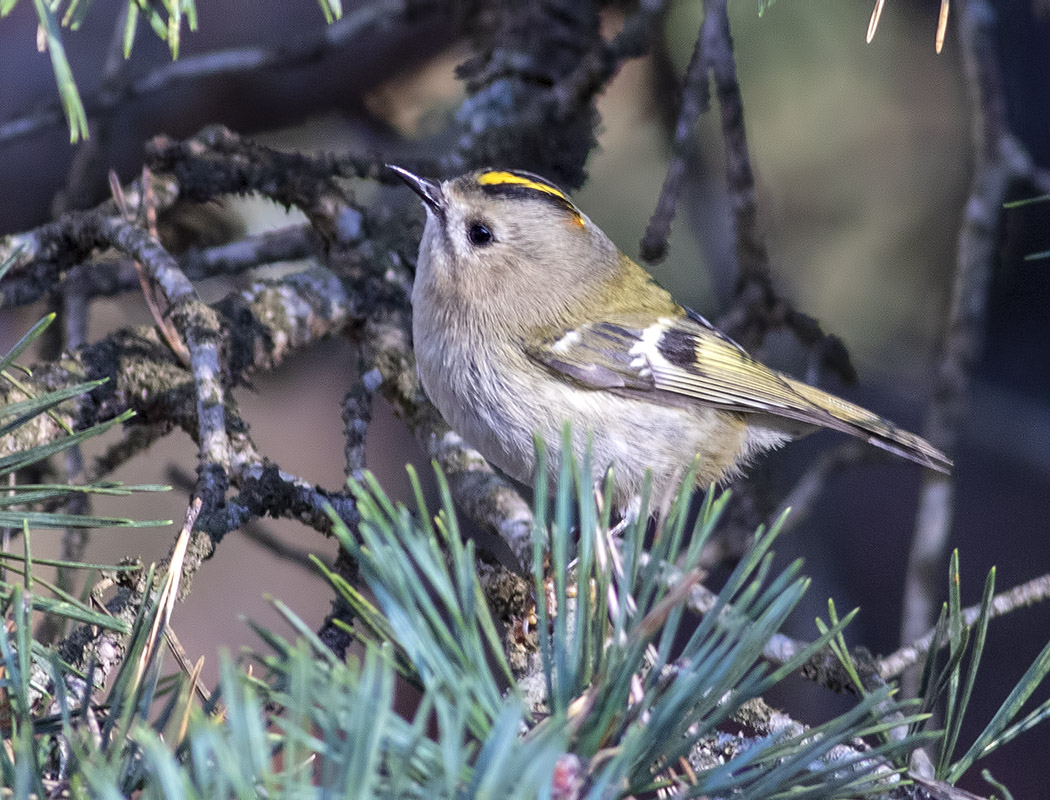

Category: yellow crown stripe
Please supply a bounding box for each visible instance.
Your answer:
[477,170,585,228]
[477,171,570,202]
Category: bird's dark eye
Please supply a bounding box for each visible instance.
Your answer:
[467,222,494,247]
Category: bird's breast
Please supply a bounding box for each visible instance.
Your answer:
[413,309,540,482]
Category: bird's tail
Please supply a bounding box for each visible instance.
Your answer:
[783,377,952,473]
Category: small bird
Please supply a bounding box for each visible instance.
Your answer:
[389,165,951,513]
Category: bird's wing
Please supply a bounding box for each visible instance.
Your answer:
[525,312,952,473]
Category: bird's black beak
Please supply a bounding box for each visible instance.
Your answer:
[387,165,444,215]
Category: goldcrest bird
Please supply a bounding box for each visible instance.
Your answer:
[389,165,951,513]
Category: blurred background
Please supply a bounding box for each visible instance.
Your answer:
[2,0,1049,794]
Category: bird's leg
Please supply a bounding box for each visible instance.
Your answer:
[591,486,623,623]
[593,488,661,703]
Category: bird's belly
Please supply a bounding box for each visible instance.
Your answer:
[416,341,749,509]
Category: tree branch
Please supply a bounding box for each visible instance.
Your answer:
[884,571,1050,680]
[0,0,440,148]
[0,222,320,309]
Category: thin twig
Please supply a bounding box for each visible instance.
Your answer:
[635,549,842,682]
[342,354,379,482]
[1,222,320,309]
[223,440,361,538]
[6,205,233,567]
[144,126,353,241]
[317,546,361,659]
[884,572,1050,679]
[162,442,353,563]
[87,424,173,481]
[552,0,667,121]
[640,14,709,263]
[111,169,192,367]
[703,0,770,310]
[650,0,857,382]
[1,172,182,275]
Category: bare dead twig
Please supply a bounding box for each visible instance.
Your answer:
[88,424,174,480]
[0,266,356,457]
[640,14,709,264]
[342,354,379,482]
[111,169,192,368]
[144,127,355,243]
[223,443,361,538]
[1,222,320,309]
[26,207,234,588]
[644,0,857,385]
[1,172,182,285]
[21,268,365,684]
[317,546,361,659]
[884,571,1050,679]
[166,415,357,598]
[11,212,228,460]
[702,0,769,311]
